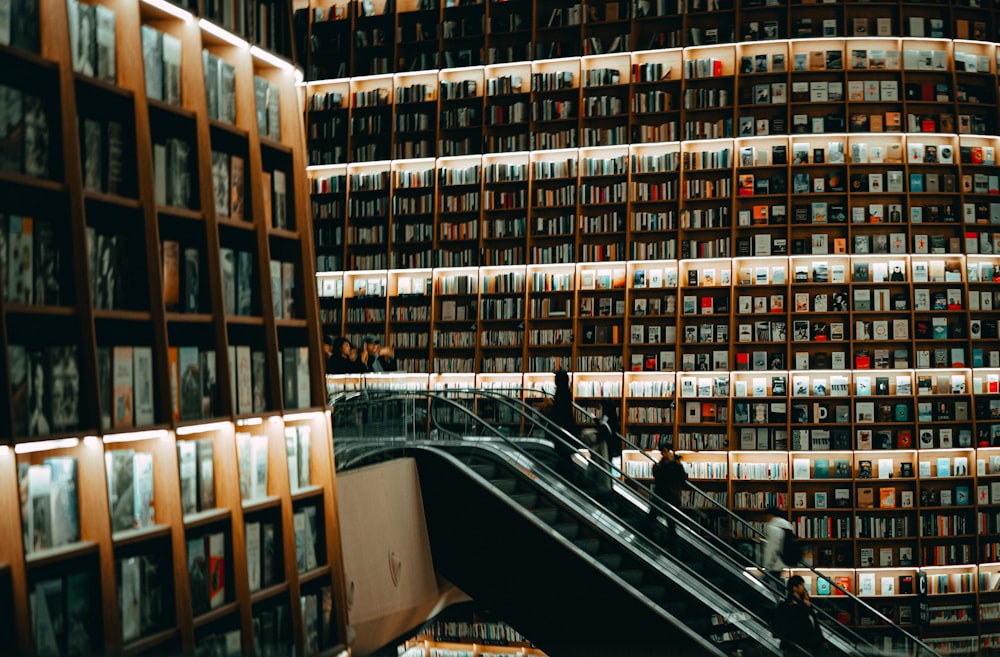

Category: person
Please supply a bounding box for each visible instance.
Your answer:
[547,370,578,441]
[596,399,623,469]
[763,506,795,579]
[650,440,687,551]
[360,335,397,373]
[328,337,364,375]
[541,370,582,482]
[772,575,826,656]
[322,335,338,375]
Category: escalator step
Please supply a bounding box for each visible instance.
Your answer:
[619,568,644,587]
[510,492,538,508]
[573,537,600,554]
[638,584,666,601]
[470,463,497,479]
[491,477,518,494]
[596,553,623,570]
[533,507,560,525]
[552,521,579,539]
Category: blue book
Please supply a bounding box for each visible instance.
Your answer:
[814,459,831,479]
[910,173,924,192]
[936,457,951,477]
[956,486,970,505]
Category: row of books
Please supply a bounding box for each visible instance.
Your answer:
[67,0,116,84]
[0,83,51,179]
[19,456,79,554]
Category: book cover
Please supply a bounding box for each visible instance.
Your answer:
[236,250,253,316]
[272,169,288,229]
[211,150,229,217]
[177,440,197,515]
[229,154,245,220]
[207,531,226,608]
[132,345,154,426]
[281,261,295,319]
[236,345,252,415]
[220,247,236,314]
[245,520,261,591]
[252,349,267,413]
[105,448,135,532]
[94,4,115,83]
[161,32,181,105]
[141,25,163,100]
[183,247,199,313]
[196,437,215,510]
[178,345,201,421]
[188,535,209,614]
[162,239,180,310]
[111,345,133,428]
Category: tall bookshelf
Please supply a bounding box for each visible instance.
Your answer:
[310,2,1000,653]
[0,0,348,655]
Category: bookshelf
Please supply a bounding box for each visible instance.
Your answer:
[0,0,347,654]
[302,2,1000,652]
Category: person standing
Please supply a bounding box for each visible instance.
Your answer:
[650,440,687,551]
[763,506,796,579]
[772,575,826,656]
[596,399,623,468]
[328,337,365,375]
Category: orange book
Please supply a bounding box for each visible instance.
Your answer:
[834,575,851,595]
[162,239,180,309]
[168,346,180,422]
[879,487,896,508]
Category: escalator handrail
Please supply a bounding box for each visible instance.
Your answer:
[331,391,791,653]
[330,387,939,657]
[372,386,940,657]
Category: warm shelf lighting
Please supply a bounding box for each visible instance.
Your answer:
[14,438,80,454]
[176,420,232,436]
[282,411,324,422]
[103,429,169,444]
[236,417,263,426]
[140,0,193,22]
[250,45,297,75]
[198,18,249,50]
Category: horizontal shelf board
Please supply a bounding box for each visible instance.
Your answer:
[183,507,232,530]
[208,119,249,140]
[217,216,256,231]
[225,315,264,326]
[192,600,240,630]
[260,137,292,155]
[250,581,289,606]
[122,627,179,656]
[147,97,197,121]
[92,309,154,322]
[0,171,66,194]
[3,303,75,317]
[157,205,205,221]
[298,564,331,586]
[74,73,134,100]
[268,227,301,240]
[275,318,309,329]
[24,540,100,569]
[83,190,143,210]
[241,495,282,514]
[290,484,324,503]
[165,312,215,324]
[112,524,173,547]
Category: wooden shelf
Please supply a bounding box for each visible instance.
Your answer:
[24,540,100,569]
[182,507,232,530]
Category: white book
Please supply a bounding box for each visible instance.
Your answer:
[177,440,198,515]
[133,346,155,426]
[132,451,153,528]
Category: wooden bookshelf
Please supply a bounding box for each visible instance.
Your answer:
[0,0,348,654]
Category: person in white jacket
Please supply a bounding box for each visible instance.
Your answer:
[762,506,795,578]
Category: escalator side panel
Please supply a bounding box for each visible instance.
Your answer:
[413,453,717,657]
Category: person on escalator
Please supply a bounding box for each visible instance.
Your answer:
[772,575,826,656]
[763,506,796,580]
[543,370,583,483]
[650,440,687,552]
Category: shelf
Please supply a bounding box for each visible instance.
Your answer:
[122,627,180,656]
[24,540,100,569]
[290,484,325,503]
[298,564,331,586]
[182,508,232,531]
[249,581,289,606]
[241,495,282,514]
[191,601,240,631]
[112,524,172,548]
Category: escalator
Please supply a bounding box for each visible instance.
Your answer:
[331,388,940,657]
